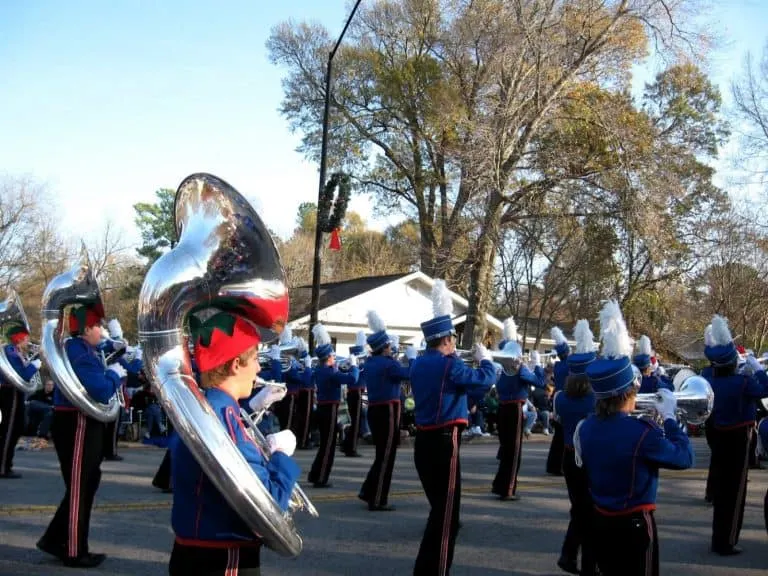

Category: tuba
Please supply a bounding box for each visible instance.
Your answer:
[137,173,316,558]
[0,290,42,394]
[40,246,120,422]
[634,374,714,426]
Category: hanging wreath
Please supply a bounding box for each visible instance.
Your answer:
[317,172,351,233]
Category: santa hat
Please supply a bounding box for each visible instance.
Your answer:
[312,323,334,360]
[349,330,366,356]
[420,280,456,342]
[195,312,261,372]
[498,317,518,350]
[5,323,29,345]
[704,315,738,366]
[633,335,652,370]
[366,310,391,352]
[551,326,569,358]
[585,301,635,399]
[567,319,597,374]
[69,303,105,336]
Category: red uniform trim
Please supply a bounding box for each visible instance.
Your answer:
[500,399,526,405]
[594,503,656,516]
[416,418,468,431]
[174,536,260,549]
[54,406,79,412]
[368,399,401,407]
[714,421,755,431]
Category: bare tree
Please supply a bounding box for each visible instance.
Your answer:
[732,40,768,190]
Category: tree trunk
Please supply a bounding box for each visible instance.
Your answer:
[462,193,503,346]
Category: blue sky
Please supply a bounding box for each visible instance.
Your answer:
[1,0,766,251]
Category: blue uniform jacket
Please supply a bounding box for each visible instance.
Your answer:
[496,365,540,403]
[532,365,545,388]
[758,416,768,456]
[0,344,38,389]
[348,358,366,391]
[554,390,595,447]
[54,338,121,408]
[553,360,569,392]
[315,364,359,404]
[638,375,673,395]
[576,414,693,515]
[171,388,300,547]
[364,354,410,405]
[704,371,768,429]
[282,359,306,395]
[410,350,496,430]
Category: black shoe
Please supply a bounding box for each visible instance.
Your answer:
[344,451,362,457]
[358,492,368,503]
[312,482,333,488]
[36,537,65,560]
[712,545,742,556]
[63,553,107,568]
[0,471,22,479]
[557,556,580,574]
[499,494,519,501]
[104,455,123,461]
[368,504,396,511]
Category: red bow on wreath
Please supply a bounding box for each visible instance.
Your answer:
[329,228,342,251]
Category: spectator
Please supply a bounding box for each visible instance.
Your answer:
[26,379,55,438]
[531,383,553,434]
[484,388,499,434]
[522,400,537,438]
[131,381,167,439]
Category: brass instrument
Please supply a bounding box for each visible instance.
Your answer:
[258,344,299,373]
[0,290,42,393]
[633,375,714,426]
[137,173,315,558]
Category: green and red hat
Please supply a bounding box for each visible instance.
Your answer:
[69,303,105,335]
[194,312,261,372]
[5,323,29,345]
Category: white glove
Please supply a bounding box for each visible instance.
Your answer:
[654,388,677,421]
[108,363,127,379]
[747,355,763,374]
[31,359,42,370]
[134,347,143,362]
[268,344,281,361]
[347,355,357,368]
[405,345,417,361]
[112,339,126,351]
[107,319,123,340]
[473,343,492,364]
[303,356,312,369]
[248,383,287,413]
[266,429,297,457]
[295,337,307,354]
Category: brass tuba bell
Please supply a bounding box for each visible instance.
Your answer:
[137,173,315,558]
[634,374,714,426]
[0,289,42,394]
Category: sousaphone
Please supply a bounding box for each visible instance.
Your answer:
[0,290,42,394]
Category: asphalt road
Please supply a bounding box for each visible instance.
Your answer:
[1,435,766,575]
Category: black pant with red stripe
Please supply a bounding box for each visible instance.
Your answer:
[593,509,658,576]
[546,420,565,475]
[169,541,261,576]
[561,448,596,575]
[103,418,120,459]
[704,416,715,501]
[0,385,25,475]
[295,389,314,449]
[273,393,296,432]
[710,425,752,552]
[360,401,400,507]
[41,410,105,560]
[492,402,524,498]
[342,388,363,456]
[413,425,462,576]
[308,402,338,486]
[153,448,172,491]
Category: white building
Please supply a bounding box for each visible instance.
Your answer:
[287,271,575,357]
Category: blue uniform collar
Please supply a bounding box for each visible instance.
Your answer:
[205,387,241,407]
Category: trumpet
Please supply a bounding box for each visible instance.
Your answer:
[633,375,714,426]
[258,345,299,373]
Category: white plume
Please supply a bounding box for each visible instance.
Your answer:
[312,323,331,347]
[598,300,632,359]
[551,326,567,346]
[703,324,713,346]
[279,324,293,346]
[710,315,733,346]
[503,317,518,342]
[573,319,595,354]
[390,334,400,350]
[355,330,366,348]
[431,279,453,318]
[367,310,387,333]
[636,335,652,356]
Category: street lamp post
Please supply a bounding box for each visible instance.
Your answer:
[308,0,363,352]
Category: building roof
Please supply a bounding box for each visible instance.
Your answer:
[289,273,411,322]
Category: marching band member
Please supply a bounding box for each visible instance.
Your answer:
[758,415,768,534]
[359,311,411,511]
[99,318,127,462]
[342,330,367,457]
[553,320,597,576]
[410,280,496,576]
[38,303,127,568]
[575,301,693,576]
[307,323,359,488]
[492,317,540,501]
[633,335,673,395]
[702,315,768,555]
[0,323,42,478]
[294,337,316,450]
[267,325,300,432]
[169,311,299,576]
[546,326,570,476]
